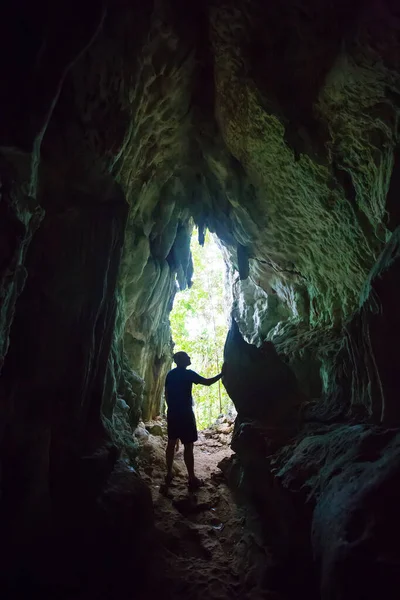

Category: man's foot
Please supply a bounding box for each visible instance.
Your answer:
[188,476,204,491]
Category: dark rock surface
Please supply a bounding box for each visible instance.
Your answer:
[223,319,302,425]
[221,419,400,600]
[344,226,400,425]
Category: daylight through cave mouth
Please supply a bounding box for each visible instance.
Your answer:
[169,228,234,429]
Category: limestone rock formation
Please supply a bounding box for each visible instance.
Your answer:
[344,226,400,424]
[223,318,302,425]
[1,0,400,598]
[277,425,400,600]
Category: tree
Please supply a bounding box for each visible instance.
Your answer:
[169,228,233,428]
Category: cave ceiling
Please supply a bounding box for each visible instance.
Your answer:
[37,1,399,330]
[4,0,398,370]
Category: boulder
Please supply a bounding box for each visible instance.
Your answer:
[271,425,400,600]
[146,423,164,437]
[134,426,149,439]
[217,422,233,434]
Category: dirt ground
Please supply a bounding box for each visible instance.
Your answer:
[137,430,280,600]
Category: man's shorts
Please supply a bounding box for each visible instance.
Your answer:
[167,409,198,444]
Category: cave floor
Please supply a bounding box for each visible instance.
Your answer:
[138,431,278,600]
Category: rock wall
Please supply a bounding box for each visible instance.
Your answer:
[222,227,400,599]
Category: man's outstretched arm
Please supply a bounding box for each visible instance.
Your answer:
[196,373,222,386]
[194,364,225,387]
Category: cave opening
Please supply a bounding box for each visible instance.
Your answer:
[169,227,235,428]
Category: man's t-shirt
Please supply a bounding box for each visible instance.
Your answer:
[165,367,203,414]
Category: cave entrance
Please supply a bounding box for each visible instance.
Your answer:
[170,228,234,429]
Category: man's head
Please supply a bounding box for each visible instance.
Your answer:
[173,351,191,368]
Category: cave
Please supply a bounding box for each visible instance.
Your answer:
[1,1,400,599]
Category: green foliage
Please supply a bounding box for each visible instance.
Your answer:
[170,229,233,428]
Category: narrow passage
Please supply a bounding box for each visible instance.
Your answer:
[136,419,276,600]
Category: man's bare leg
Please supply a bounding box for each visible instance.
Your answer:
[166,439,176,484]
[184,443,204,490]
[183,442,195,480]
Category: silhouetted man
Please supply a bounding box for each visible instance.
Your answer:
[164,351,224,490]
